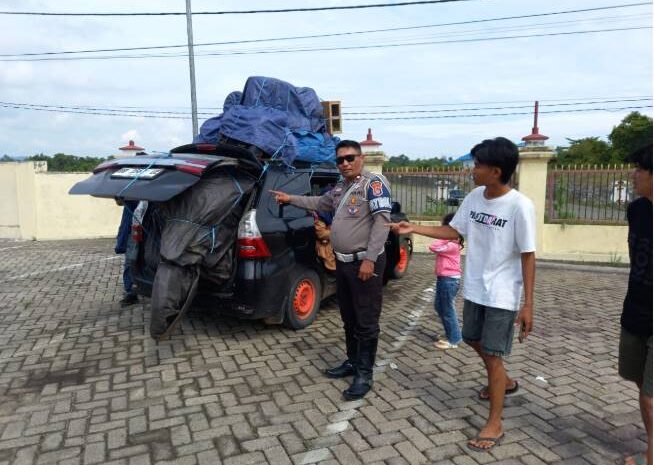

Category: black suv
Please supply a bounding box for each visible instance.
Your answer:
[71,142,413,330]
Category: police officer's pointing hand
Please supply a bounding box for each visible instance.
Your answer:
[269,190,290,204]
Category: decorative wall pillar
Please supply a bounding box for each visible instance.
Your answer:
[360,128,386,174]
[517,147,554,254]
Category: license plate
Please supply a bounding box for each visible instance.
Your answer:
[111,167,164,180]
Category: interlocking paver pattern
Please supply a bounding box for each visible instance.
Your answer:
[0,238,644,464]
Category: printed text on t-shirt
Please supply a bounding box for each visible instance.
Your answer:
[469,210,508,228]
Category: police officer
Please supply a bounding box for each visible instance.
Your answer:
[271,140,392,400]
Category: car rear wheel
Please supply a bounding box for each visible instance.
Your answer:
[391,242,410,279]
[283,268,322,330]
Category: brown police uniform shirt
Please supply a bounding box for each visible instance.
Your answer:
[288,171,392,262]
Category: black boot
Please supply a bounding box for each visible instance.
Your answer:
[343,338,378,401]
[325,331,356,378]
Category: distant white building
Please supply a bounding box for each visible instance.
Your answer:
[612,180,632,204]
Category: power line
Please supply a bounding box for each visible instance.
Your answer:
[345,95,654,108]
[194,25,652,57]
[0,102,217,116]
[346,105,653,120]
[4,25,650,62]
[343,98,653,115]
[92,94,653,111]
[0,0,476,17]
[0,104,188,119]
[2,97,650,117]
[1,102,650,121]
[1,2,647,58]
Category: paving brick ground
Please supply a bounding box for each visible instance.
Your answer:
[0,238,645,465]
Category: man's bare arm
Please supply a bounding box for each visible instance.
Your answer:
[389,221,460,240]
[516,251,536,342]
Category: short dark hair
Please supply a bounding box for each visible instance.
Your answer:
[627,143,653,173]
[335,140,362,154]
[471,137,519,184]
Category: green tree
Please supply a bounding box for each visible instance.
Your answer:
[1,155,15,161]
[26,153,106,172]
[384,154,451,169]
[554,137,613,166]
[609,111,653,161]
[386,154,411,166]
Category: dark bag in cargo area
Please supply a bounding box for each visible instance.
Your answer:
[148,167,256,339]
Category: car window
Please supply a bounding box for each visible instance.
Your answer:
[310,173,340,196]
[258,166,311,220]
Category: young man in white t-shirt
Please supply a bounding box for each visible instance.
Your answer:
[391,137,536,452]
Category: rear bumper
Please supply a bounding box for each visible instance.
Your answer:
[132,255,298,321]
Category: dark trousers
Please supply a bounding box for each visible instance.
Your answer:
[335,253,386,341]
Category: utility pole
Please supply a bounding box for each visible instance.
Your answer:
[185,0,199,137]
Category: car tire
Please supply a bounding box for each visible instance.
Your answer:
[283,268,322,330]
[391,242,411,279]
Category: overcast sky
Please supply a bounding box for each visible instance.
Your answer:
[0,0,651,159]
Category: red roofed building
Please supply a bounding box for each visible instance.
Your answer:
[117,140,145,158]
[359,128,386,173]
[360,128,382,154]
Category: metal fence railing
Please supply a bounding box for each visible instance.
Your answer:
[545,164,632,225]
[383,167,517,220]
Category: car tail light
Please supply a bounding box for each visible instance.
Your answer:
[93,161,118,174]
[131,224,144,243]
[176,164,204,176]
[237,210,271,258]
[176,159,211,176]
[194,143,217,153]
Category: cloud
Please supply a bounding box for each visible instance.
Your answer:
[121,130,140,142]
[0,62,34,85]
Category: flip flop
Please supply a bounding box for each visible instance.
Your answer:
[467,433,504,452]
[622,454,647,465]
[479,380,519,400]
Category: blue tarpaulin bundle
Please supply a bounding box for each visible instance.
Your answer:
[194,91,242,146]
[194,77,338,165]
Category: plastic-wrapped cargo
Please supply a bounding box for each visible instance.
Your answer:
[196,76,339,165]
[148,167,256,339]
[193,91,242,145]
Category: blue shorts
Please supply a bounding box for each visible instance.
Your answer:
[462,300,516,357]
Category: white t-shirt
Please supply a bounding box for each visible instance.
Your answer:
[449,186,536,311]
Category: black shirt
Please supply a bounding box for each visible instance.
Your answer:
[621,196,653,336]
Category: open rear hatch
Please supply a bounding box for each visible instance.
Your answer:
[69,142,263,202]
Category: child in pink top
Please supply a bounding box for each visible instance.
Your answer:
[428,212,463,349]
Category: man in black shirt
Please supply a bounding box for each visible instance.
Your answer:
[619,143,652,465]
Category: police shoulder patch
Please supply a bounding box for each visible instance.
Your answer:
[370,180,383,197]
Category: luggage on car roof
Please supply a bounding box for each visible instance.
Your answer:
[195,76,339,166]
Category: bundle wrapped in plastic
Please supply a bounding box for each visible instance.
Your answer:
[148,167,256,339]
[195,76,338,165]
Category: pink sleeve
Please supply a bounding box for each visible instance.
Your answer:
[428,240,440,253]
[429,239,453,253]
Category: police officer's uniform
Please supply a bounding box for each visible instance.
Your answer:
[288,170,392,399]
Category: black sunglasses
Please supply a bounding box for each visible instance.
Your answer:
[336,154,359,165]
